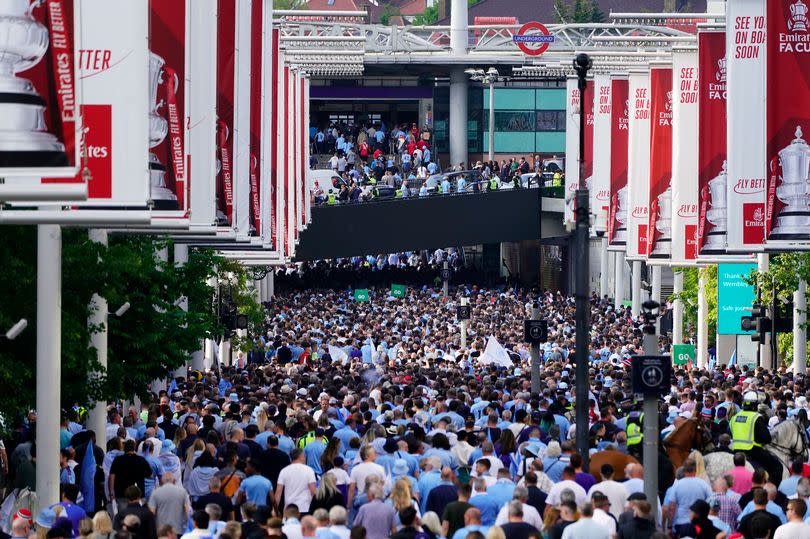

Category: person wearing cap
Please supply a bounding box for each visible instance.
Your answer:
[10,512,31,539]
[680,499,723,539]
[589,491,617,537]
[588,464,628,520]
[731,392,781,487]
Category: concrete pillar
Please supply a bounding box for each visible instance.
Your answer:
[651,265,662,334]
[795,279,807,374]
[37,224,61,509]
[173,244,189,380]
[449,68,469,170]
[697,270,709,368]
[87,229,108,449]
[631,260,642,317]
[614,252,626,309]
[265,271,274,299]
[151,245,170,395]
[599,237,609,299]
[673,271,684,345]
[449,0,468,56]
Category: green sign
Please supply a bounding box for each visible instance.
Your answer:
[391,284,406,298]
[354,289,370,302]
[672,344,696,365]
[717,263,757,335]
[622,300,632,308]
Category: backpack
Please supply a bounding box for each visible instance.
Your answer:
[220,470,241,498]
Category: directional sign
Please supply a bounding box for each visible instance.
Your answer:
[391,284,406,298]
[440,268,451,281]
[354,289,369,302]
[513,22,555,56]
[672,344,696,366]
[631,355,672,395]
[457,305,471,320]
[524,319,548,343]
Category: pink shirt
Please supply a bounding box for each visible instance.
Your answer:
[728,466,754,495]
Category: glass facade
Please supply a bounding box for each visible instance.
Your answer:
[433,85,567,159]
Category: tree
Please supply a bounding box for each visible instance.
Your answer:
[554,0,605,23]
[412,5,438,26]
[273,0,307,9]
[379,5,400,25]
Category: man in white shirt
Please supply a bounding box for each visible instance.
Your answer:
[347,446,386,507]
[493,486,544,529]
[587,464,628,519]
[561,502,611,539]
[775,499,810,539]
[546,466,587,507]
[275,448,317,514]
[589,492,617,538]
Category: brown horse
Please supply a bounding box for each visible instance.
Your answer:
[589,450,639,481]
[664,416,713,469]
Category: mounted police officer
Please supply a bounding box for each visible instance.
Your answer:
[626,411,643,458]
[731,391,783,486]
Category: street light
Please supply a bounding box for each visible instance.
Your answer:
[3,319,28,340]
[466,67,502,162]
[572,52,592,472]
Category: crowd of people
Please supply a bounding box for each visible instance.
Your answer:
[309,122,564,204]
[5,283,810,539]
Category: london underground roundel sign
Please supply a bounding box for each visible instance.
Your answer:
[513,22,556,56]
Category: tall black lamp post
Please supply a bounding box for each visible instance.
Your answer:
[573,53,592,470]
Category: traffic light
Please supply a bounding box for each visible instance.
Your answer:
[774,301,794,333]
[743,303,772,343]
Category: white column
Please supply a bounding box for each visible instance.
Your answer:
[795,279,807,374]
[651,265,662,333]
[673,271,684,345]
[449,0,468,56]
[614,252,626,309]
[87,229,108,448]
[266,271,274,299]
[173,244,189,380]
[151,245,170,395]
[599,237,609,299]
[758,254,772,369]
[631,260,642,317]
[697,270,709,368]
[37,224,61,508]
[449,68,469,169]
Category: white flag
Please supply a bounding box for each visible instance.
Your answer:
[478,337,514,368]
[329,345,349,365]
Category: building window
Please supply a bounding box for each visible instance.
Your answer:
[535,111,566,132]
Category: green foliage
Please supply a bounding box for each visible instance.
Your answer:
[554,0,605,23]
[273,0,307,9]
[0,227,266,421]
[379,5,400,25]
[670,265,718,344]
[412,4,438,26]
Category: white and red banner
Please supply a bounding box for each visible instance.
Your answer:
[275,45,287,257]
[671,49,700,264]
[188,1,218,230]
[286,66,295,257]
[5,0,82,178]
[627,70,652,259]
[564,77,580,225]
[647,65,674,259]
[608,76,629,250]
[592,74,612,234]
[270,27,282,253]
[150,0,190,212]
[765,0,810,245]
[726,0,767,251]
[248,0,263,236]
[698,31,728,255]
[36,0,149,206]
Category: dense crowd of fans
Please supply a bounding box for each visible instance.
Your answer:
[6,282,810,539]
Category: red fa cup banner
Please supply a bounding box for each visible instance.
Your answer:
[564,77,580,225]
[284,65,291,257]
[726,0,767,251]
[583,79,595,195]
[765,0,810,245]
[268,27,280,251]
[671,49,700,264]
[608,76,629,249]
[697,31,729,255]
[647,65,674,259]
[4,0,81,178]
[150,0,189,212]
[216,0,236,227]
[592,75,612,234]
[627,70,652,258]
[248,0,263,236]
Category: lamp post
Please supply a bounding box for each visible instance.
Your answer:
[573,53,592,471]
[465,67,501,162]
[641,299,661,521]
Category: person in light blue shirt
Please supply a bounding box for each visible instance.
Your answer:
[487,472,516,507]
[667,460,713,533]
[417,459,443,514]
[427,162,438,174]
[237,460,273,506]
[333,419,360,455]
[456,176,467,193]
[470,396,492,421]
[467,477,499,526]
[304,429,327,476]
[375,130,385,145]
[779,460,804,497]
[275,424,296,456]
[440,178,451,194]
[423,148,431,163]
[419,185,428,197]
[738,498,787,524]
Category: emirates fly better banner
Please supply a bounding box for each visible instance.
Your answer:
[671,50,700,264]
[592,75,612,233]
[627,71,652,258]
[698,31,728,255]
[608,76,629,250]
[726,0,767,251]
[647,65,674,259]
[765,0,810,246]
[564,77,580,225]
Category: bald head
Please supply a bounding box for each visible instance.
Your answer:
[464,507,482,526]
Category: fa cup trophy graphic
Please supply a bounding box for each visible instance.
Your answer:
[703,160,728,252]
[769,126,810,240]
[148,51,179,209]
